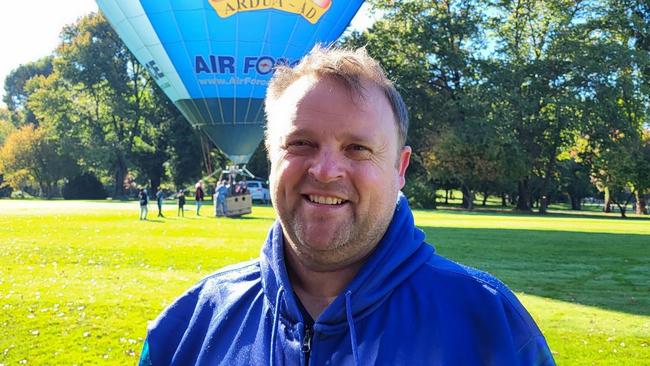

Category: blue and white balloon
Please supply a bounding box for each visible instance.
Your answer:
[96,0,364,164]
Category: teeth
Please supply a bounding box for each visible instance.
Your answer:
[309,195,344,205]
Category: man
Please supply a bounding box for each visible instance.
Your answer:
[138,188,148,221]
[156,187,165,218]
[214,180,228,217]
[177,189,185,217]
[139,46,555,365]
[195,180,205,216]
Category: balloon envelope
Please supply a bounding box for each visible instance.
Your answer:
[96,0,365,164]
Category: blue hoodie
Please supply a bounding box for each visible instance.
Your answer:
[140,195,555,365]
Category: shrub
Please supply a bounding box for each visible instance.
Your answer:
[62,173,107,199]
[0,174,12,198]
[403,179,439,209]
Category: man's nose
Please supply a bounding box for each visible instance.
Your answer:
[307,149,345,183]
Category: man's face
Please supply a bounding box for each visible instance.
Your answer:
[267,75,411,271]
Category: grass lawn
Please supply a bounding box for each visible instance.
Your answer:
[0,199,648,365]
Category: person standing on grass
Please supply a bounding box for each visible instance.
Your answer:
[156,187,165,218]
[138,188,148,221]
[138,46,555,365]
[214,180,228,217]
[177,189,186,217]
[194,181,205,216]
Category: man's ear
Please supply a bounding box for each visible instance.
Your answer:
[397,146,411,189]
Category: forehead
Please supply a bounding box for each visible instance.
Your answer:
[269,75,396,140]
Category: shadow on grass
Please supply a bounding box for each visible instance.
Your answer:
[420,225,650,317]
[427,206,650,221]
[523,210,649,221]
[142,219,164,223]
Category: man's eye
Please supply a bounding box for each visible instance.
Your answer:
[346,144,372,159]
[287,140,312,148]
[284,140,314,154]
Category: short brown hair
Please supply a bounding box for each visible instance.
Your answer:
[264,45,409,150]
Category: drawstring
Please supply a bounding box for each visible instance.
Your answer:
[345,290,359,366]
[270,286,284,366]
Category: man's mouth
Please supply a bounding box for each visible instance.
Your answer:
[305,194,348,205]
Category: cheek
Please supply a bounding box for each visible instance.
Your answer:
[271,156,304,192]
[354,164,399,196]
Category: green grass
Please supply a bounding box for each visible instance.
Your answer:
[1,200,648,365]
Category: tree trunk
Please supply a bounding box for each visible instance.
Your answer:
[37,179,54,199]
[569,194,582,210]
[615,192,634,218]
[501,193,507,207]
[516,179,531,211]
[635,191,647,215]
[539,136,558,214]
[200,134,214,176]
[46,182,54,199]
[112,157,128,198]
[150,176,162,195]
[461,184,474,210]
[539,196,549,214]
[482,191,488,206]
[604,187,612,213]
[445,189,449,204]
[429,181,438,209]
[539,166,555,214]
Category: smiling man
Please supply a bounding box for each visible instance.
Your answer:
[139,46,555,365]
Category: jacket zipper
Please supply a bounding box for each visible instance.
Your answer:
[302,325,313,365]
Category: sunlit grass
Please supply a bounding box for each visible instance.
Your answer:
[1,199,648,365]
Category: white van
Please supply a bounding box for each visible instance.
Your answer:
[247,180,270,204]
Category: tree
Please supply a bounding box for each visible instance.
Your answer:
[247,142,270,179]
[348,0,489,208]
[144,85,206,190]
[630,129,650,214]
[590,141,637,218]
[54,13,157,198]
[0,125,75,197]
[584,115,649,216]
[25,73,89,172]
[607,0,650,214]
[0,109,16,146]
[24,13,212,195]
[557,158,594,210]
[420,107,515,210]
[611,0,649,87]
[130,86,169,192]
[485,0,612,213]
[350,0,649,215]
[3,57,53,126]
[165,117,206,189]
[572,24,648,216]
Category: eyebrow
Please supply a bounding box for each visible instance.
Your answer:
[282,125,381,146]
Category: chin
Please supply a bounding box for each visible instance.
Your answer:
[298,231,345,252]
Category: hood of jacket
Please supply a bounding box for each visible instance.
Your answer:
[259,193,434,334]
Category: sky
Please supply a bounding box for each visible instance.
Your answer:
[0,1,373,107]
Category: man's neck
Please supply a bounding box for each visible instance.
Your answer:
[284,245,364,321]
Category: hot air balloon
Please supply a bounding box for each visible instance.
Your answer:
[95,0,365,167]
